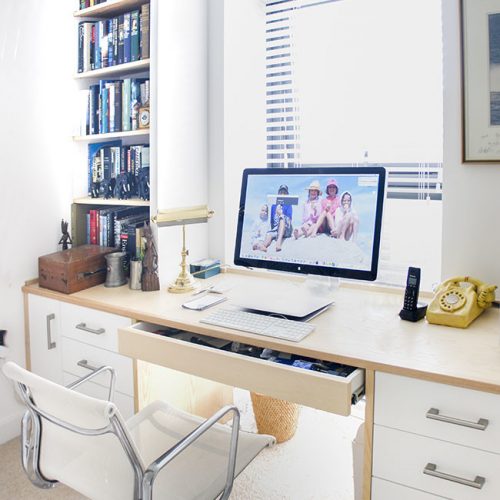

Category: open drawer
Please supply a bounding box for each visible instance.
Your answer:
[118,322,364,416]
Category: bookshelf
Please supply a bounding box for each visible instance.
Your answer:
[73,129,149,142]
[74,59,149,79]
[74,0,149,19]
[72,0,152,253]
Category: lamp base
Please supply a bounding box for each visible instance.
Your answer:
[168,272,198,294]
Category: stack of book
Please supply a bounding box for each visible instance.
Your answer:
[77,4,150,73]
[79,0,107,8]
[88,141,150,200]
[85,206,150,271]
[80,77,149,136]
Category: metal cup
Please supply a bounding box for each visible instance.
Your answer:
[129,260,142,290]
[104,252,127,287]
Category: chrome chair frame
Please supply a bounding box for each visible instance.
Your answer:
[14,365,241,500]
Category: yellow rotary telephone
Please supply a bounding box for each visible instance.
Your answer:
[426,276,497,328]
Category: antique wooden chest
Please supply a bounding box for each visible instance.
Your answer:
[39,245,117,294]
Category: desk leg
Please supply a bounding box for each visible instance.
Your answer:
[362,369,375,500]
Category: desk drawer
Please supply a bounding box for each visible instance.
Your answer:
[118,322,364,416]
[375,372,500,454]
[372,478,443,500]
[373,425,500,500]
[61,337,134,397]
[63,373,134,420]
[61,302,130,352]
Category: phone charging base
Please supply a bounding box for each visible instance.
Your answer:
[399,304,428,322]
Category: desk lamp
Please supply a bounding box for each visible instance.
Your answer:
[152,205,214,293]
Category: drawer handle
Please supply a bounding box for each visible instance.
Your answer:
[423,463,485,489]
[426,407,489,430]
[46,313,56,350]
[77,359,101,372]
[76,323,105,335]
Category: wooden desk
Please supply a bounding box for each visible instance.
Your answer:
[23,271,500,500]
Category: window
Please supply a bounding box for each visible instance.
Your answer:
[265,0,443,289]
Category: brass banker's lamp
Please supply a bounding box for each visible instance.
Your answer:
[152,205,214,293]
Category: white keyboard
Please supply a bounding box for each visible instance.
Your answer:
[200,309,315,342]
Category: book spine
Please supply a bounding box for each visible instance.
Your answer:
[109,85,115,133]
[123,12,131,64]
[78,22,85,73]
[122,78,131,131]
[130,79,139,130]
[86,213,90,244]
[130,10,140,62]
[100,20,108,68]
[112,17,119,66]
[118,15,124,65]
[114,82,122,132]
[140,4,150,60]
[90,23,96,70]
[102,87,109,134]
[94,21,101,70]
[89,209,97,245]
[107,19,114,66]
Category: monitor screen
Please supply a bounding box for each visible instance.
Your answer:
[234,167,386,281]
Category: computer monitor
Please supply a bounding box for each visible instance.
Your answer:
[234,167,386,282]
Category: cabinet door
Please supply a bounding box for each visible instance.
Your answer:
[28,295,62,383]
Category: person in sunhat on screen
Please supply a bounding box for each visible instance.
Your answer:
[309,178,341,237]
[293,180,323,239]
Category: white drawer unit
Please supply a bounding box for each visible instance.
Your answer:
[118,322,365,416]
[375,372,500,454]
[60,302,131,352]
[373,425,500,500]
[372,478,445,500]
[61,337,134,397]
[63,373,135,420]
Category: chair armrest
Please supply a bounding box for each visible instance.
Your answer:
[142,405,241,500]
[65,365,116,402]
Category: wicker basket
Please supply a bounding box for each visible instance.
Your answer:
[250,392,300,443]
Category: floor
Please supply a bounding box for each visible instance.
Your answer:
[0,391,364,500]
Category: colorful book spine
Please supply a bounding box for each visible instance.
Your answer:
[123,13,131,64]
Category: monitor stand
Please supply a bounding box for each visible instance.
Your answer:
[231,274,338,321]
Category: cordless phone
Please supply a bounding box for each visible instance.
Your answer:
[399,267,427,322]
[403,267,420,311]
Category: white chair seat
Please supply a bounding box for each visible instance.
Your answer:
[2,362,274,500]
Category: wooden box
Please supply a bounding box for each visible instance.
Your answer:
[39,245,117,294]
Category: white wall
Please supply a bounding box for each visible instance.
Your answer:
[155,0,209,285]
[0,0,75,443]
[208,0,266,263]
[442,1,500,291]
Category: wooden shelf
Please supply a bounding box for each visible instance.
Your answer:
[73,197,150,207]
[73,129,150,142]
[74,0,149,18]
[75,59,150,79]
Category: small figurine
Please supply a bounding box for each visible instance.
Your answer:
[115,173,131,200]
[138,167,150,200]
[141,223,160,291]
[58,219,73,251]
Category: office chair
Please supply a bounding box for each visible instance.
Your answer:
[3,361,274,500]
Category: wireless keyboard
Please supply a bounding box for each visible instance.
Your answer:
[200,308,315,342]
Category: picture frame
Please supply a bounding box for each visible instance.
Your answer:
[462,0,500,162]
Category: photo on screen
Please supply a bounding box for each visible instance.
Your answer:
[238,173,381,272]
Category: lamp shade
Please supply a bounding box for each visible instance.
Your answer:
[152,205,214,227]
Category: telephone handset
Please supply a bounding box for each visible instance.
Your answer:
[426,276,497,328]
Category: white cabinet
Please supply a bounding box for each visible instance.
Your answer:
[28,295,62,383]
[373,372,500,499]
[27,294,134,418]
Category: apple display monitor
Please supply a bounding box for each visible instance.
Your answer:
[234,167,386,297]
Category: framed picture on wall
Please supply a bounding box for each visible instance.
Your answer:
[462,0,500,162]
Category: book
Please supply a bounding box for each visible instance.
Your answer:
[140,4,150,60]
[123,12,131,64]
[130,10,140,62]
[118,15,125,65]
[122,78,131,131]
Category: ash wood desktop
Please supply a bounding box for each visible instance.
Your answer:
[23,270,500,500]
